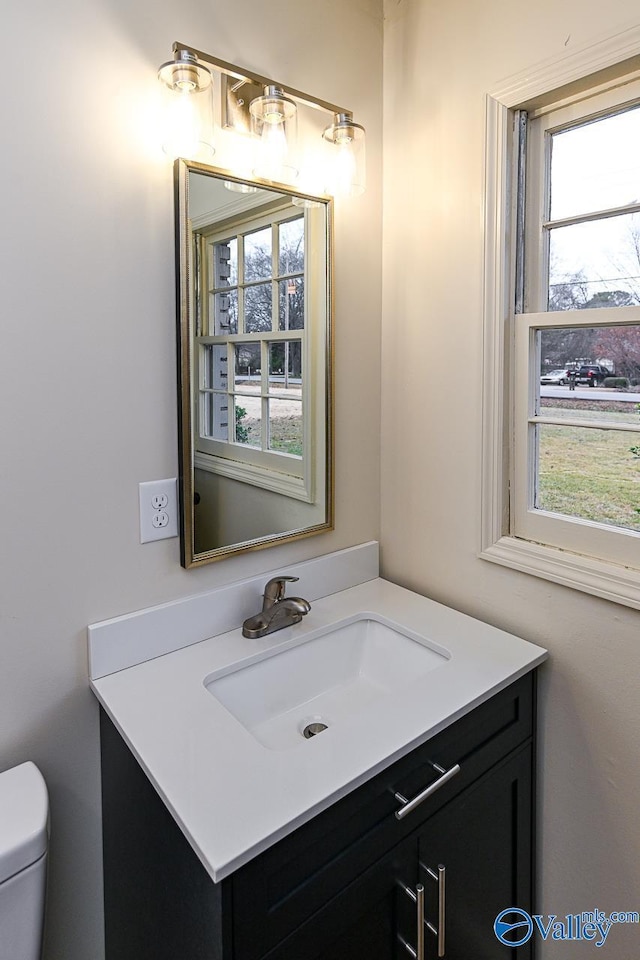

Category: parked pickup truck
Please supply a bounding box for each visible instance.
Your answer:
[574,364,610,386]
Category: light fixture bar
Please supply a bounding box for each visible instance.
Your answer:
[172,41,352,119]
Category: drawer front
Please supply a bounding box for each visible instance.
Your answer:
[232,672,535,960]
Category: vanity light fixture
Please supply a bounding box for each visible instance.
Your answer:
[322,113,366,198]
[157,48,215,160]
[249,85,299,182]
[157,42,366,197]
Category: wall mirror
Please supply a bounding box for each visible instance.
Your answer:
[175,160,334,567]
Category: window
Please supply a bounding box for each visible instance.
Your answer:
[514,82,640,568]
[193,200,317,502]
[482,27,640,608]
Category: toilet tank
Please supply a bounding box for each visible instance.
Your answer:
[0,762,49,960]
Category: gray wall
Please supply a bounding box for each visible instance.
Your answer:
[0,2,382,957]
[382,2,640,957]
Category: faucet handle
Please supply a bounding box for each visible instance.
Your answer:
[263,575,299,607]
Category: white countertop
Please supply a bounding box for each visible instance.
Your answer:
[91,577,547,882]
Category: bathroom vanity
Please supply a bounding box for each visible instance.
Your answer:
[100,673,534,959]
[89,547,546,960]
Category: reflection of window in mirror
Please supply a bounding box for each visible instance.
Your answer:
[193,199,319,503]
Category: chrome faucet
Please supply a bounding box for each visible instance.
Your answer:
[242,575,311,638]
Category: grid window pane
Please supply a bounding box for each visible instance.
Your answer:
[244,227,272,282]
[202,393,229,441]
[269,398,303,456]
[279,278,304,330]
[548,214,640,310]
[213,238,237,286]
[279,217,304,274]
[536,423,640,531]
[234,343,261,392]
[550,106,640,220]
[234,396,261,447]
[245,283,273,333]
[211,289,238,335]
[202,345,228,390]
[268,341,303,398]
[539,324,640,389]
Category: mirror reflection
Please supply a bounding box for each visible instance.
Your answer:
[176,162,333,566]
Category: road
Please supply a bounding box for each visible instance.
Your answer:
[541,386,640,402]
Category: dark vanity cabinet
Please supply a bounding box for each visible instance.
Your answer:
[100,672,536,960]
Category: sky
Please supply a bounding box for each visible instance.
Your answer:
[549,103,640,298]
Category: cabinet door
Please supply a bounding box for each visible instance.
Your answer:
[417,746,533,960]
[267,838,421,960]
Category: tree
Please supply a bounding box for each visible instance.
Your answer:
[540,326,599,368]
[241,223,304,339]
[584,289,635,309]
[593,326,640,378]
[548,269,590,312]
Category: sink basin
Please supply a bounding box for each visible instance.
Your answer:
[204,615,449,750]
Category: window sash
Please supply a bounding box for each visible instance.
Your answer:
[204,212,305,337]
[191,200,320,501]
[513,305,640,567]
[524,78,640,314]
[197,333,305,477]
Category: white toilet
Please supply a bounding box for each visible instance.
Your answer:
[0,762,49,960]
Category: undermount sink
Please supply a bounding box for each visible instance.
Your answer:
[204,615,450,750]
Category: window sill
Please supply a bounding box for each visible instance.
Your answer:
[194,452,313,503]
[480,535,640,610]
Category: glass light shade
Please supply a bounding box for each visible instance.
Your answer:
[250,86,298,183]
[158,52,214,160]
[323,113,366,198]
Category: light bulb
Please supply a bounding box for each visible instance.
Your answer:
[175,78,197,92]
[263,108,285,124]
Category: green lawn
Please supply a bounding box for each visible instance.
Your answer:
[238,414,303,457]
[538,422,640,530]
[269,418,303,457]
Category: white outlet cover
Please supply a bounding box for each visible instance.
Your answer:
[139,479,179,543]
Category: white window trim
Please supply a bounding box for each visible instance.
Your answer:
[193,451,313,502]
[481,20,640,610]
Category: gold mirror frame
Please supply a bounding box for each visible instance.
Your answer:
[174,160,334,567]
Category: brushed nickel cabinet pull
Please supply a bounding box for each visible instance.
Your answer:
[399,882,425,960]
[425,864,446,957]
[394,762,461,820]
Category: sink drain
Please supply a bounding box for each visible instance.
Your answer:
[302,721,328,739]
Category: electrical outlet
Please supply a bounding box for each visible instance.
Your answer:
[139,479,178,543]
